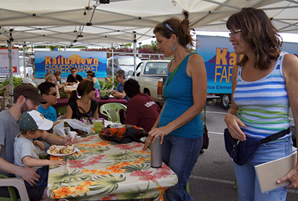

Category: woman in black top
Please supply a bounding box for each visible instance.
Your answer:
[64,79,98,122]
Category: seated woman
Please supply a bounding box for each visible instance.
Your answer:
[86,70,100,97]
[44,73,60,99]
[87,71,101,88]
[64,79,98,123]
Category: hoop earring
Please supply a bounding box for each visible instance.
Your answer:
[171,45,176,51]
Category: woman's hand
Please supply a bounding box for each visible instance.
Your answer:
[277,164,298,188]
[142,126,170,150]
[224,113,246,141]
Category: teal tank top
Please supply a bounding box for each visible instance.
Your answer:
[159,53,203,138]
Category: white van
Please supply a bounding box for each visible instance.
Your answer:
[107,55,142,78]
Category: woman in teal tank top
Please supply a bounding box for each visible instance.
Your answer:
[225,8,298,201]
[142,12,207,201]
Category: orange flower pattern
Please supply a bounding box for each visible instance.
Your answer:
[48,134,177,200]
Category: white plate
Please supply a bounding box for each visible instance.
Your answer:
[47,147,80,156]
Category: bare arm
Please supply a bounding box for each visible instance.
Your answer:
[112,90,126,99]
[224,64,246,141]
[93,105,99,119]
[23,156,65,167]
[143,54,207,149]
[0,146,40,186]
[277,53,298,188]
[64,105,73,119]
[40,131,72,146]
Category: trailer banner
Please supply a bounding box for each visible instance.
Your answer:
[35,51,107,78]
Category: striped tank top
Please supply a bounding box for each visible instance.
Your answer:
[233,51,291,139]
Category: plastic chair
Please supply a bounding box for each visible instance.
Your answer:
[0,174,30,201]
[100,103,127,123]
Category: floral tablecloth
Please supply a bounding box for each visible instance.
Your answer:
[47,134,178,200]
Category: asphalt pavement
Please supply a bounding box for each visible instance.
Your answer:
[187,102,298,201]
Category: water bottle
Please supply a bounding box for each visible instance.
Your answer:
[151,137,162,168]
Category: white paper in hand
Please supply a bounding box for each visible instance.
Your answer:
[255,151,297,193]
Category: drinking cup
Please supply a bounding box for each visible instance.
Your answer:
[94,119,103,133]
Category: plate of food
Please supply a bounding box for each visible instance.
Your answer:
[47,145,79,156]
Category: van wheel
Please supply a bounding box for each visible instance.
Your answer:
[220,94,231,109]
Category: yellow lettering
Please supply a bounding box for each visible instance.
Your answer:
[52,58,57,65]
[81,58,86,64]
[215,66,222,83]
[93,58,98,65]
[45,57,51,64]
[228,66,233,83]
[220,66,228,83]
[229,52,237,66]
[216,48,227,65]
[86,58,92,64]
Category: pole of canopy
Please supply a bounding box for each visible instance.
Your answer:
[133,31,137,80]
[23,44,26,77]
[111,43,114,85]
[8,40,14,104]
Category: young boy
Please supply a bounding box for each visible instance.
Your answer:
[14,110,64,188]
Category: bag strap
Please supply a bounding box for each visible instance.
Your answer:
[162,52,196,96]
[204,104,207,126]
[260,128,290,144]
[77,106,93,124]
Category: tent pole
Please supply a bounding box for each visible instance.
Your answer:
[8,40,14,104]
[23,44,26,77]
[133,32,136,80]
[111,43,114,84]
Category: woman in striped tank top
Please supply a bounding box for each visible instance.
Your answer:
[224,8,298,201]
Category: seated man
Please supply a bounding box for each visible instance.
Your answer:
[67,67,83,85]
[0,84,72,201]
[124,79,160,133]
[37,82,58,122]
[111,70,129,101]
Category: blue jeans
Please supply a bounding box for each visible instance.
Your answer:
[162,135,203,201]
[234,137,293,201]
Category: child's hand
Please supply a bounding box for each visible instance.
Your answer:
[49,160,65,167]
[33,140,44,151]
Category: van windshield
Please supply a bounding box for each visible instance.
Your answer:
[118,57,141,66]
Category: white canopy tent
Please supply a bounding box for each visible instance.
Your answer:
[1,0,298,47]
[1,0,298,103]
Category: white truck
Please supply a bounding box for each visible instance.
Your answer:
[133,60,170,107]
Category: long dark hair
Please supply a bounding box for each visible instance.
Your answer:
[226,7,282,69]
[68,79,94,104]
[154,11,193,50]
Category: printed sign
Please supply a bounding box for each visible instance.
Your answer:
[0,47,20,76]
[35,51,107,78]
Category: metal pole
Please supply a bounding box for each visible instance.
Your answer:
[23,44,26,77]
[133,31,136,79]
[111,43,114,84]
[8,40,14,104]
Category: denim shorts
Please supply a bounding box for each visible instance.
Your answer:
[233,137,293,201]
